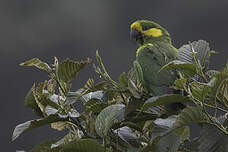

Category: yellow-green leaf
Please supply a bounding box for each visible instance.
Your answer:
[20,58,52,72]
[58,58,91,82]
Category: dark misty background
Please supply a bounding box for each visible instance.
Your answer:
[1,0,228,151]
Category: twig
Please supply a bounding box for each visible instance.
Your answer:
[203,103,228,113]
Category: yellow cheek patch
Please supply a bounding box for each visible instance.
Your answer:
[130,21,163,37]
[130,22,143,32]
[142,28,162,37]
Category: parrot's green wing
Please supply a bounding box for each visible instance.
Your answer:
[136,42,177,95]
[133,60,145,85]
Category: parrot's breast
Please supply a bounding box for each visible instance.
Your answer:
[136,42,177,95]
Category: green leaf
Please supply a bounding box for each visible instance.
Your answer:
[26,83,62,117]
[150,115,190,142]
[61,139,105,152]
[210,64,228,105]
[66,90,108,113]
[64,90,82,105]
[152,133,181,152]
[173,77,187,90]
[33,90,62,117]
[141,116,188,152]
[95,51,119,87]
[83,91,107,103]
[142,94,190,111]
[173,106,209,128]
[51,132,79,149]
[83,78,106,94]
[128,80,141,99]
[133,60,145,85]
[20,58,52,72]
[24,86,43,117]
[175,126,190,142]
[95,104,125,138]
[114,126,141,148]
[12,114,66,141]
[125,97,144,116]
[119,72,128,88]
[160,60,197,77]
[85,98,107,114]
[180,139,199,152]
[31,140,63,152]
[189,81,211,102]
[47,78,57,94]
[178,40,213,70]
[150,116,178,140]
[196,114,228,152]
[58,58,91,82]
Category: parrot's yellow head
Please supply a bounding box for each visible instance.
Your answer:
[130,20,171,45]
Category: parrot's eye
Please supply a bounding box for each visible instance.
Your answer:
[142,26,152,31]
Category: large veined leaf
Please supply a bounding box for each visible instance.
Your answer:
[152,133,181,152]
[95,104,125,138]
[20,58,52,72]
[58,58,91,82]
[142,128,189,152]
[160,60,197,77]
[61,139,105,152]
[178,40,213,70]
[150,116,190,142]
[150,116,177,140]
[142,94,190,111]
[173,106,209,128]
[12,114,66,141]
[141,135,180,152]
[141,116,189,152]
[196,114,228,152]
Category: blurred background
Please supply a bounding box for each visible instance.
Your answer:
[1,0,228,151]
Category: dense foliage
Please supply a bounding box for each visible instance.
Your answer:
[12,40,228,152]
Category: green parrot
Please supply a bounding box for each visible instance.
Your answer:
[130,20,185,113]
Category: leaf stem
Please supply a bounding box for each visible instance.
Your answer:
[203,103,228,113]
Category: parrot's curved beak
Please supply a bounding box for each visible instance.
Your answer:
[130,29,141,41]
[130,29,143,45]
